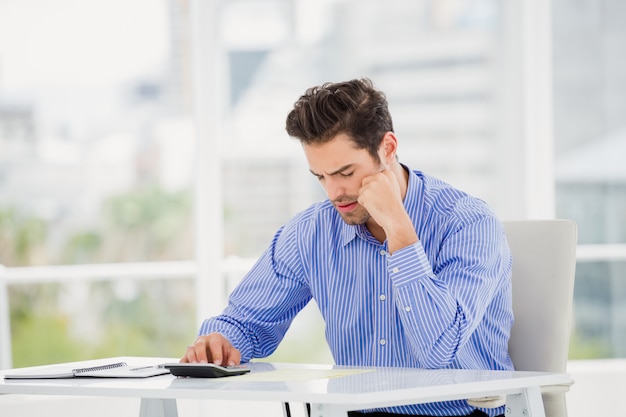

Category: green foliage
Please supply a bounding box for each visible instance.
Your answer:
[62,185,192,263]
[10,283,82,367]
[11,312,86,367]
[568,330,611,359]
[4,185,196,367]
[10,280,197,367]
[0,206,48,266]
[1,185,192,266]
[60,231,102,264]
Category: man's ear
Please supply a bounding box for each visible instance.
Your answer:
[380,132,398,164]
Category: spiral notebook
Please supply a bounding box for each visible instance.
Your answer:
[4,361,170,379]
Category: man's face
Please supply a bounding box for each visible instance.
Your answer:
[303,133,382,225]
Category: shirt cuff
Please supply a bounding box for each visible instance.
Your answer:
[198,317,254,362]
[387,240,434,286]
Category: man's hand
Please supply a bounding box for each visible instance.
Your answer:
[359,168,418,254]
[180,333,242,366]
[358,169,403,225]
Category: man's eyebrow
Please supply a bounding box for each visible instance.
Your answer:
[310,164,354,177]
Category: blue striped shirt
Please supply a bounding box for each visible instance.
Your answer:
[199,168,513,416]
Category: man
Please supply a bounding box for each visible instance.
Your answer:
[182,78,513,417]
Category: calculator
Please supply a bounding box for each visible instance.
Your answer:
[162,363,251,378]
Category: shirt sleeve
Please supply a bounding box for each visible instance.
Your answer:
[387,215,511,368]
[197,224,312,363]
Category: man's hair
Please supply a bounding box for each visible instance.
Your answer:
[285,78,394,161]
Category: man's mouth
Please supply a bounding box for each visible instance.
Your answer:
[336,201,358,213]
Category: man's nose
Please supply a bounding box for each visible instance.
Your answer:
[325,178,345,201]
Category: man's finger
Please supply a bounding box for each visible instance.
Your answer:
[207,337,224,365]
[180,344,195,363]
[225,346,242,366]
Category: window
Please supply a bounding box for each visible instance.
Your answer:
[0,0,196,366]
[553,0,626,358]
[2,0,621,369]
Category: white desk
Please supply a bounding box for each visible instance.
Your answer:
[0,357,572,417]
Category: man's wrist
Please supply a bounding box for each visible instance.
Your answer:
[384,216,418,254]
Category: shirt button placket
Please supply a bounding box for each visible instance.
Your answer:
[376,246,389,357]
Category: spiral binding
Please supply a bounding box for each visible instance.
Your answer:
[72,362,127,374]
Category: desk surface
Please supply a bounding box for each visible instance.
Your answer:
[0,357,571,411]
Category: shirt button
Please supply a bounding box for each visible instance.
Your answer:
[379,339,386,345]
[391,267,399,273]
[405,306,411,312]
[379,249,387,256]
[379,294,386,301]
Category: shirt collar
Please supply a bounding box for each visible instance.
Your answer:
[340,222,365,247]
[402,164,421,218]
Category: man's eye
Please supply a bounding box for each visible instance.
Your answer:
[340,172,354,178]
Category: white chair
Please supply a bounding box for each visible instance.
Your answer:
[506,219,577,417]
[469,219,578,416]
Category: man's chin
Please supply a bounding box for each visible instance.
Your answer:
[338,210,370,226]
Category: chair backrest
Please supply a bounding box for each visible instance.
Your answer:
[503,219,577,417]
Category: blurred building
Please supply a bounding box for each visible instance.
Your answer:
[219,0,513,253]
